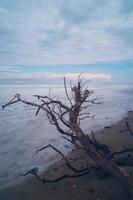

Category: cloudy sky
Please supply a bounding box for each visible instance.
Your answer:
[0,0,133,84]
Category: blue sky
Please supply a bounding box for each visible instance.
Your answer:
[0,61,133,84]
[0,0,133,83]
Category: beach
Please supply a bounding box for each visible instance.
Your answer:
[0,110,133,200]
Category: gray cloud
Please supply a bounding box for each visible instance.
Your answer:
[0,0,133,65]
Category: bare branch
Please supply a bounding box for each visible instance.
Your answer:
[79,115,95,120]
[79,112,91,116]
[107,148,133,160]
[35,144,88,173]
[2,94,44,110]
[85,97,103,104]
[125,121,133,136]
[63,77,73,106]
[35,103,45,116]
[115,156,133,167]
[24,166,93,184]
[42,168,93,184]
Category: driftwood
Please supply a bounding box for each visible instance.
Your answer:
[2,76,133,198]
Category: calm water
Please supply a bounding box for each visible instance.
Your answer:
[0,81,133,189]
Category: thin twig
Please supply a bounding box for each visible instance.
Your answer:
[63,77,73,106]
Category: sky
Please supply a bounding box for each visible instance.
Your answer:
[0,0,133,84]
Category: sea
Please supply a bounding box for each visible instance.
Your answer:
[0,80,133,189]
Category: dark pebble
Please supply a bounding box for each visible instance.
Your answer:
[65,144,70,148]
[72,148,75,152]
[89,188,94,194]
[3,172,8,177]
[49,186,56,191]
[53,167,58,172]
[104,126,110,129]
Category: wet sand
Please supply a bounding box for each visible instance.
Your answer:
[0,111,133,200]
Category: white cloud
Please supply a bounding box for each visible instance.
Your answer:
[38,72,111,80]
[0,69,111,81]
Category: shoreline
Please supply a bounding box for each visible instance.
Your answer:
[0,110,133,200]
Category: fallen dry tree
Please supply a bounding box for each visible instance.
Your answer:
[2,76,133,198]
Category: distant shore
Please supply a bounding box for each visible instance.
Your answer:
[0,110,133,200]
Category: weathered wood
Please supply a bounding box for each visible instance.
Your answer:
[68,82,129,196]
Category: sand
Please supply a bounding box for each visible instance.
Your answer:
[0,111,133,200]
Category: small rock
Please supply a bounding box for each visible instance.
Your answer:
[49,186,56,191]
[3,172,8,177]
[72,149,75,152]
[128,153,132,157]
[65,144,70,148]
[72,184,76,188]
[53,167,58,172]
[104,126,110,129]
[89,188,94,194]
[14,161,21,167]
